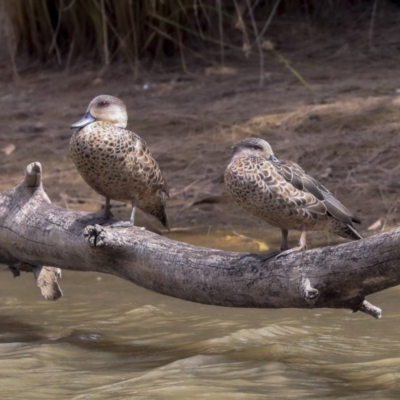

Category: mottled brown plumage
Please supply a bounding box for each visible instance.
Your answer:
[70,95,169,228]
[224,138,361,256]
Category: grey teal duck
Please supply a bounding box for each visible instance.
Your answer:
[70,95,169,228]
[224,138,361,256]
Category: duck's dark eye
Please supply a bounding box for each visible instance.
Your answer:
[98,101,110,107]
[252,145,262,151]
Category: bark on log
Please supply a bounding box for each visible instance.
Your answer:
[1,162,399,319]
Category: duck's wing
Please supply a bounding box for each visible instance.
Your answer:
[274,160,360,225]
[255,158,328,219]
[323,191,360,224]
[273,161,325,199]
[129,131,169,197]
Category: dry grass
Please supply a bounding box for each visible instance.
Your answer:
[2,0,396,74]
[3,0,238,69]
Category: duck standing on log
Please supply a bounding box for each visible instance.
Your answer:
[70,95,169,229]
[224,138,361,256]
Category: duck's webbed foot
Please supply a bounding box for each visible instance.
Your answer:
[107,198,145,229]
[276,231,307,259]
[108,221,133,228]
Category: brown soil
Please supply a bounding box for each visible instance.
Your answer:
[1,35,400,249]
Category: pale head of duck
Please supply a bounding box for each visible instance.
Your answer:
[71,95,128,129]
[231,138,279,162]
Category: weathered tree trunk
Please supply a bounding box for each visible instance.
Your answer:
[1,162,399,318]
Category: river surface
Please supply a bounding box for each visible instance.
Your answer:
[1,231,400,399]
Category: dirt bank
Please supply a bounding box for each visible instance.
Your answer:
[1,43,399,249]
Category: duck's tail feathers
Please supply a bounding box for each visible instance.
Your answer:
[158,208,169,230]
[342,223,363,241]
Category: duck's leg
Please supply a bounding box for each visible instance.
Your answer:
[296,230,307,251]
[276,230,307,258]
[104,197,112,219]
[108,198,139,228]
[129,197,138,225]
[280,229,289,251]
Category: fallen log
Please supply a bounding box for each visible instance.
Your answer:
[1,162,399,319]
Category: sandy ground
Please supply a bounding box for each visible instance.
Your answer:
[1,42,400,249]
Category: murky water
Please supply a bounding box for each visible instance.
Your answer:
[1,231,400,399]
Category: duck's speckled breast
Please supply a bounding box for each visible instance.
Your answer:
[70,121,166,203]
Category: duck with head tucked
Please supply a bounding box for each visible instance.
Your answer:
[224,138,361,257]
[70,95,169,229]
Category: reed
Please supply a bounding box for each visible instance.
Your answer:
[2,0,374,93]
[3,0,360,67]
[3,0,227,67]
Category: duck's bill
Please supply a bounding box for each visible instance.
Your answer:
[269,154,280,163]
[70,112,96,129]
